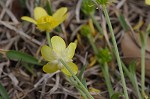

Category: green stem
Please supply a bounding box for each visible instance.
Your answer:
[102,6,129,99]
[87,34,114,97]
[133,74,142,99]
[87,35,98,54]
[90,13,103,35]
[59,59,94,99]
[67,77,88,99]
[101,62,114,97]
[141,45,145,97]
[122,63,142,99]
[141,33,148,97]
[78,88,88,99]
[46,31,52,47]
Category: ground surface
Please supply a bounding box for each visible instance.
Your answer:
[0,0,150,99]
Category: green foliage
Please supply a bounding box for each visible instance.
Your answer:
[128,61,136,75]
[96,0,108,5]
[146,24,150,33]
[97,48,112,64]
[111,93,122,99]
[6,50,41,65]
[81,0,95,15]
[78,65,87,80]
[118,14,129,31]
[0,83,10,99]
[80,25,91,37]
[139,32,145,45]
[78,64,88,89]
[45,0,52,15]
[122,62,142,99]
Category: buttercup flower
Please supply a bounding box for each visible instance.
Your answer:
[21,7,67,32]
[145,0,150,5]
[41,36,78,76]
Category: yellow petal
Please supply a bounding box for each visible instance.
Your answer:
[61,62,78,76]
[65,42,76,59]
[43,62,59,73]
[52,7,68,27]
[21,16,37,24]
[34,7,48,20]
[145,0,150,5]
[54,14,67,27]
[52,7,67,19]
[41,45,56,61]
[51,36,66,53]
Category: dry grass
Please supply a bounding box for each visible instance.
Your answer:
[0,0,150,99]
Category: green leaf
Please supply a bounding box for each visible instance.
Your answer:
[78,65,87,80]
[118,14,129,31]
[97,48,112,64]
[77,65,88,89]
[45,0,52,15]
[6,50,40,65]
[139,32,144,45]
[111,93,122,99]
[146,24,150,33]
[80,25,91,37]
[81,0,95,15]
[0,83,10,99]
[129,61,136,75]
[96,0,108,5]
[81,78,88,89]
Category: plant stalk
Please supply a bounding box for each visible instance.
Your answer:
[87,34,114,97]
[141,32,148,97]
[101,62,114,97]
[122,63,142,99]
[90,13,103,35]
[46,31,52,47]
[102,6,129,99]
[59,59,94,99]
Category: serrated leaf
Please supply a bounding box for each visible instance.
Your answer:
[0,83,10,99]
[6,50,40,65]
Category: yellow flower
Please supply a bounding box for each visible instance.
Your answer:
[41,36,78,76]
[21,7,67,32]
[145,0,150,5]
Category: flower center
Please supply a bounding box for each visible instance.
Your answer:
[37,16,56,24]
[51,51,72,69]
